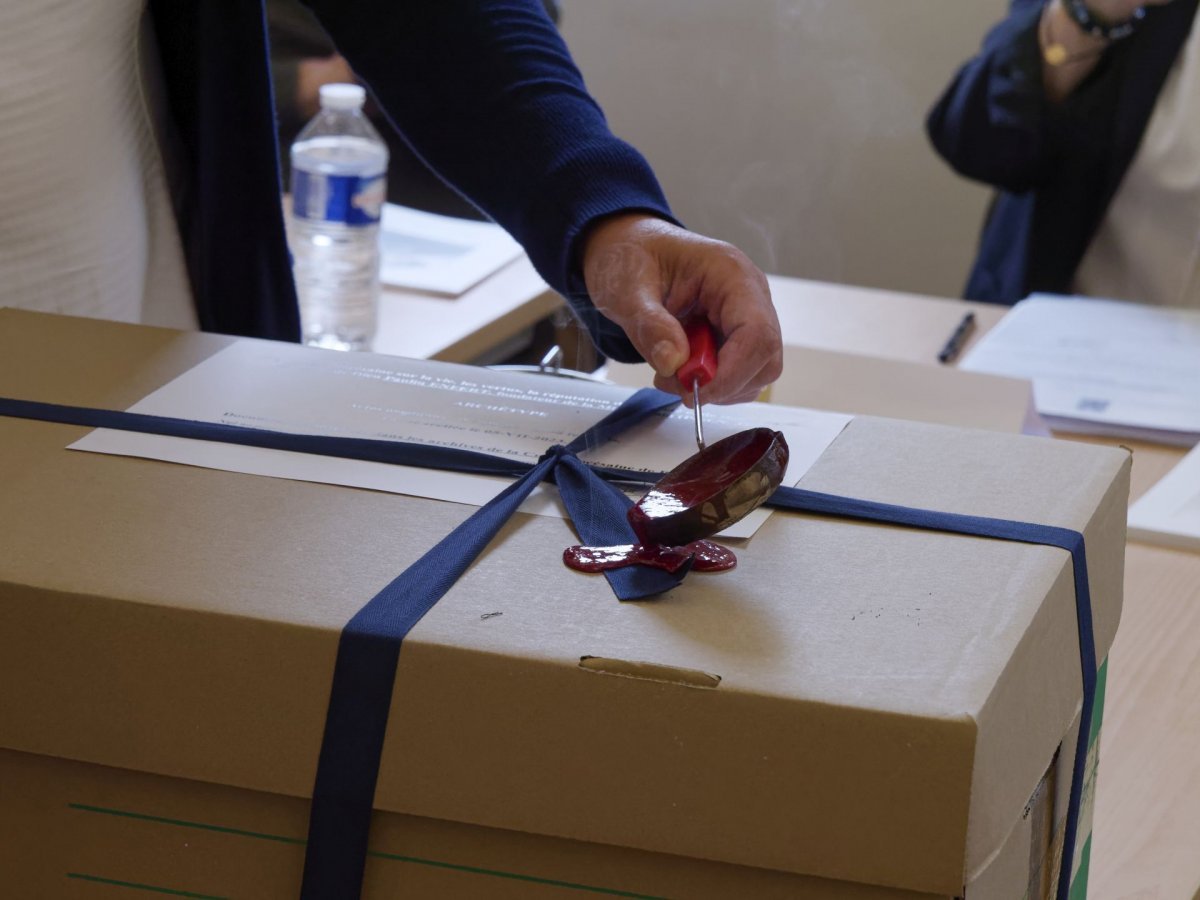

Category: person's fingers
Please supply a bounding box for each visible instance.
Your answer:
[706,299,784,403]
[629,233,780,404]
[652,370,768,405]
[599,284,691,379]
[582,215,691,377]
[582,213,783,403]
[670,247,782,405]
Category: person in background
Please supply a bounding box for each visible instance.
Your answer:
[926,0,1200,309]
[0,1,779,406]
[268,0,561,219]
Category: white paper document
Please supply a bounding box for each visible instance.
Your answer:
[1128,445,1200,552]
[71,342,852,540]
[961,295,1200,445]
[379,203,524,296]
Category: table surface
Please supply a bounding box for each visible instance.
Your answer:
[766,276,1008,365]
[763,276,1199,900]
[371,256,561,365]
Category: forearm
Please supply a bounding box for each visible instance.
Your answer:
[301,0,675,316]
[926,0,1052,191]
[927,0,1146,191]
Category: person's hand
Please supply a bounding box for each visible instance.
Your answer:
[1041,0,1173,101]
[296,54,357,118]
[581,214,782,406]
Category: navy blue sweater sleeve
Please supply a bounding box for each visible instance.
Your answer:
[302,0,678,362]
[926,1,1051,191]
[926,0,1119,194]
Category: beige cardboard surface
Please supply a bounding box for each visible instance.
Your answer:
[605,343,1033,434]
[0,310,1130,896]
[1,747,948,900]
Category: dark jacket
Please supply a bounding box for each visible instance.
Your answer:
[266,0,561,219]
[926,0,1198,303]
[146,0,672,360]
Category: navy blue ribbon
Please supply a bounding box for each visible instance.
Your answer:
[0,391,1095,900]
[300,390,688,897]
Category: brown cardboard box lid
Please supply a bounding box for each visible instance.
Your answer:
[0,311,1129,895]
[607,342,1034,435]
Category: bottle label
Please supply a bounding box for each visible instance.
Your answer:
[293,171,386,225]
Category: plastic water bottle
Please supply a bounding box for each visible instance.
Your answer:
[290,84,389,351]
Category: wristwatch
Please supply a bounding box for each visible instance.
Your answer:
[1063,0,1147,40]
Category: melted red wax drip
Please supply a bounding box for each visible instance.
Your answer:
[563,540,737,574]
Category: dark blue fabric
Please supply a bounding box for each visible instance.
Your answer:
[925,0,1198,304]
[0,397,538,478]
[144,0,676,361]
[0,392,1099,899]
[301,0,679,362]
[147,0,301,342]
[302,449,560,899]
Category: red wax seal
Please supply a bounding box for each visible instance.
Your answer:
[563,540,736,574]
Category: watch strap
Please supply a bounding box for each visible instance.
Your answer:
[1063,0,1146,40]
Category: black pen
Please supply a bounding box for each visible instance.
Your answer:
[937,312,976,365]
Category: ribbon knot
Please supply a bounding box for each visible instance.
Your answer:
[299,389,686,898]
[537,443,570,467]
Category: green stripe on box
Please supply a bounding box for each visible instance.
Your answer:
[367,848,668,897]
[66,658,1116,900]
[1089,658,1108,749]
[68,804,667,899]
[1069,835,1092,900]
[1067,655,1108,899]
[69,804,304,845]
[66,872,228,899]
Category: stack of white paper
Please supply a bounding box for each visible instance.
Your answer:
[1128,444,1200,552]
[379,204,524,296]
[961,295,1200,446]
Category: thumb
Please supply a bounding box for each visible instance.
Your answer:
[609,289,690,378]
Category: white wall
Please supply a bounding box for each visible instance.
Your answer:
[560,1,1010,299]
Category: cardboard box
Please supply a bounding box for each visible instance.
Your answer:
[0,310,1129,898]
[605,344,1035,435]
